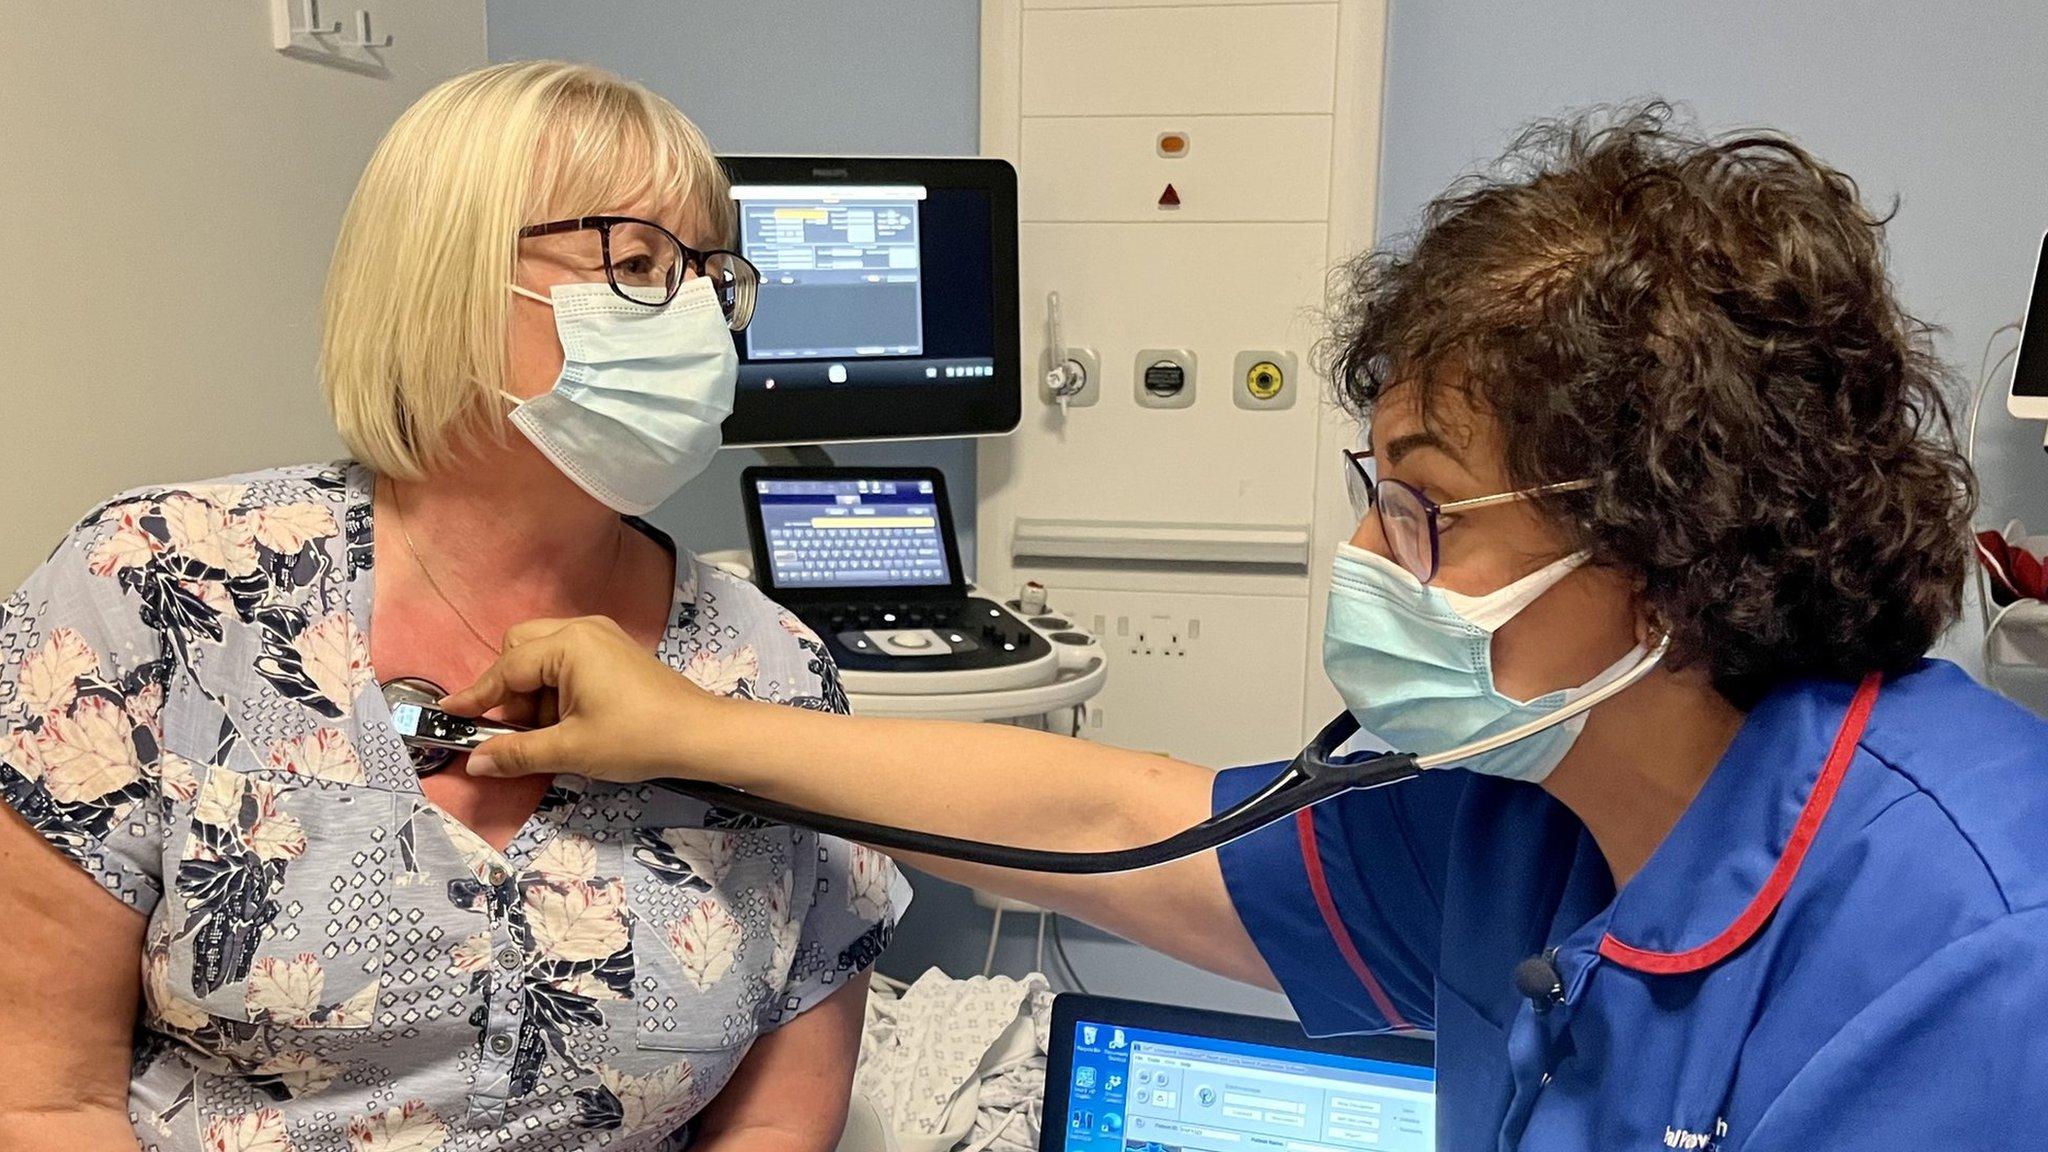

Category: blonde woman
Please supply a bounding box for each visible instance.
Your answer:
[0,62,905,1151]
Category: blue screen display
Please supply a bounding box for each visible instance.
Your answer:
[1058,1018,1435,1151]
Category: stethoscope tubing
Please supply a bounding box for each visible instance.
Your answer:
[384,637,1668,875]
[644,636,1669,874]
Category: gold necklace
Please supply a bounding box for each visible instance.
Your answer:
[384,479,625,657]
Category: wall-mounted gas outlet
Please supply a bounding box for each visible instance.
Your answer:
[1234,350,1298,410]
[1134,348,1197,409]
[1040,346,1101,407]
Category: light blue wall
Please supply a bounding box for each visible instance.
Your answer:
[490,0,981,156]
[1376,0,2048,664]
[487,0,983,565]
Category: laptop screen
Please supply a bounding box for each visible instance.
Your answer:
[1055,1015,1436,1151]
[751,475,955,590]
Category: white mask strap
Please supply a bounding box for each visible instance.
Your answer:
[1578,640,1654,698]
[1438,551,1589,632]
[508,283,553,307]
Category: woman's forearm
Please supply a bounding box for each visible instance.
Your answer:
[0,1111,140,1152]
[0,812,146,1152]
[690,979,864,1152]
[682,699,1278,991]
[689,1127,824,1152]
[690,697,1207,856]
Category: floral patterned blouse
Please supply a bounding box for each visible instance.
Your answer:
[0,462,910,1152]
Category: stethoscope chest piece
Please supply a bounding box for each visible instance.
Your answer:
[381,677,454,777]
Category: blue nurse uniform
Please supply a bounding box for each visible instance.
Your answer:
[1216,660,2048,1150]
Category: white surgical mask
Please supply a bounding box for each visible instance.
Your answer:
[503,277,737,515]
[1323,544,1648,783]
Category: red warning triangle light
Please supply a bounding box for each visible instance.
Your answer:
[1158,183,1181,209]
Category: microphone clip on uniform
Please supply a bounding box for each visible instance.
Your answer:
[1513,948,1566,1015]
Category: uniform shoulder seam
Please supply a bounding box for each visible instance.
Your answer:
[1855,741,2013,914]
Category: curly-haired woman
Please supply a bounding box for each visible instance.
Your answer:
[441,107,2048,1147]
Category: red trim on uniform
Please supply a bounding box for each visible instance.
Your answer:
[1598,672,1883,975]
[1296,808,1413,1030]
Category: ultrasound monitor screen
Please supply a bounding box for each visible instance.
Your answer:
[739,186,927,360]
[719,157,1016,448]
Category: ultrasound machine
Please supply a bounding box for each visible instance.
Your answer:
[715,155,1103,713]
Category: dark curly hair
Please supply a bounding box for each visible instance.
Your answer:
[1323,103,1974,707]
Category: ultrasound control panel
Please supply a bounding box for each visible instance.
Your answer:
[803,595,1051,675]
[743,467,1054,676]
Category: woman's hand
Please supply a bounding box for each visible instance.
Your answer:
[441,616,738,783]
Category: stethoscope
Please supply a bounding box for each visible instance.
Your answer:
[381,676,522,777]
[378,635,1668,875]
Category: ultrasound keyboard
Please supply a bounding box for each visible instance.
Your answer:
[765,522,949,587]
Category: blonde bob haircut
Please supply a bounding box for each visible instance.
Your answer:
[322,60,729,478]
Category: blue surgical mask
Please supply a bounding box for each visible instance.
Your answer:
[1323,543,1646,782]
[503,277,738,515]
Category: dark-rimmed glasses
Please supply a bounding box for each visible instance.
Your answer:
[517,215,760,331]
[1344,448,1593,583]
